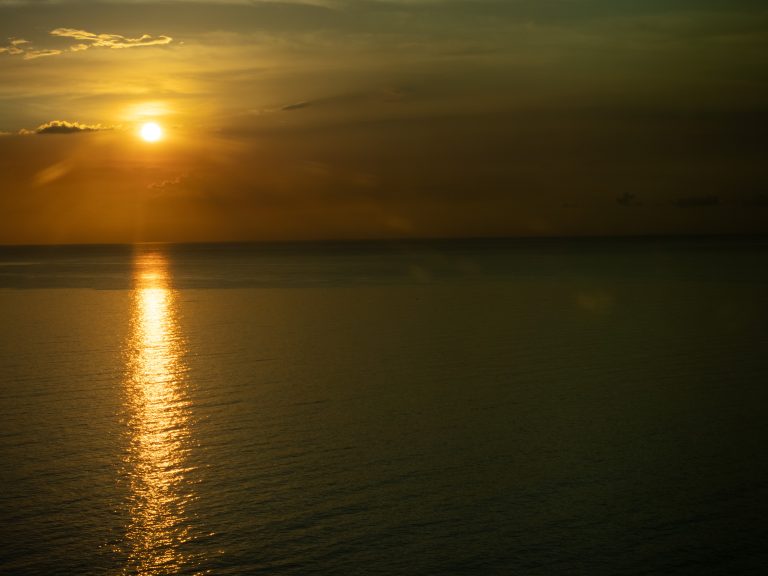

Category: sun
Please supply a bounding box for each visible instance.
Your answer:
[139,122,163,142]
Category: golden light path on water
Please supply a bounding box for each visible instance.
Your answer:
[122,247,197,575]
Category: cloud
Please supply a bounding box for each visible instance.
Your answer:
[673,195,720,207]
[22,120,112,135]
[1,29,172,60]
[274,90,405,115]
[1,38,62,59]
[50,28,173,50]
[281,101,313,111]
[23,49,62,60]
[0,0,340,4]
[616,192,642,207]
[0,38,28,56]
[148,174,190,192]
[742,194,768,207]
[34,160,72,186]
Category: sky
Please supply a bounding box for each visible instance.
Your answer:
[0,0,766,244]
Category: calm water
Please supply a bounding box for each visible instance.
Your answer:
[1,238,767,575]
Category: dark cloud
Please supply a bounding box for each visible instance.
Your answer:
[674,195,720,207]
[25,120,111,135]
[282,101,312,111]
[742,194,768,207]
[616,192,641,207]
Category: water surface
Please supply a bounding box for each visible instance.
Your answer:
[1,238,767,574]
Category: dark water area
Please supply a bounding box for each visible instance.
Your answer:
[1,237,767,574]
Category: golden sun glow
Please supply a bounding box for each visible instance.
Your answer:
[139,122,164,142]
[123,248,194,573]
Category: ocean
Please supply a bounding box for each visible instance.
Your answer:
[1,237,767,575]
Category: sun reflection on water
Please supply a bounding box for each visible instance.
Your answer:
[122,247,196,575]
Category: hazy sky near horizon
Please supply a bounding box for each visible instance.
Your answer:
[1,0,766,243]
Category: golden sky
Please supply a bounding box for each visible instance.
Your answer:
[1,0,766,243]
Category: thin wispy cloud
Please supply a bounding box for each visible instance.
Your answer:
[0,38,46,59]
[281,101,312,111]
[0,38,62,59]
[24,48,62,59]
[148,174,191,193]
[50,28,173,50]
[1,28,172,60]
[0,0,339,4]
